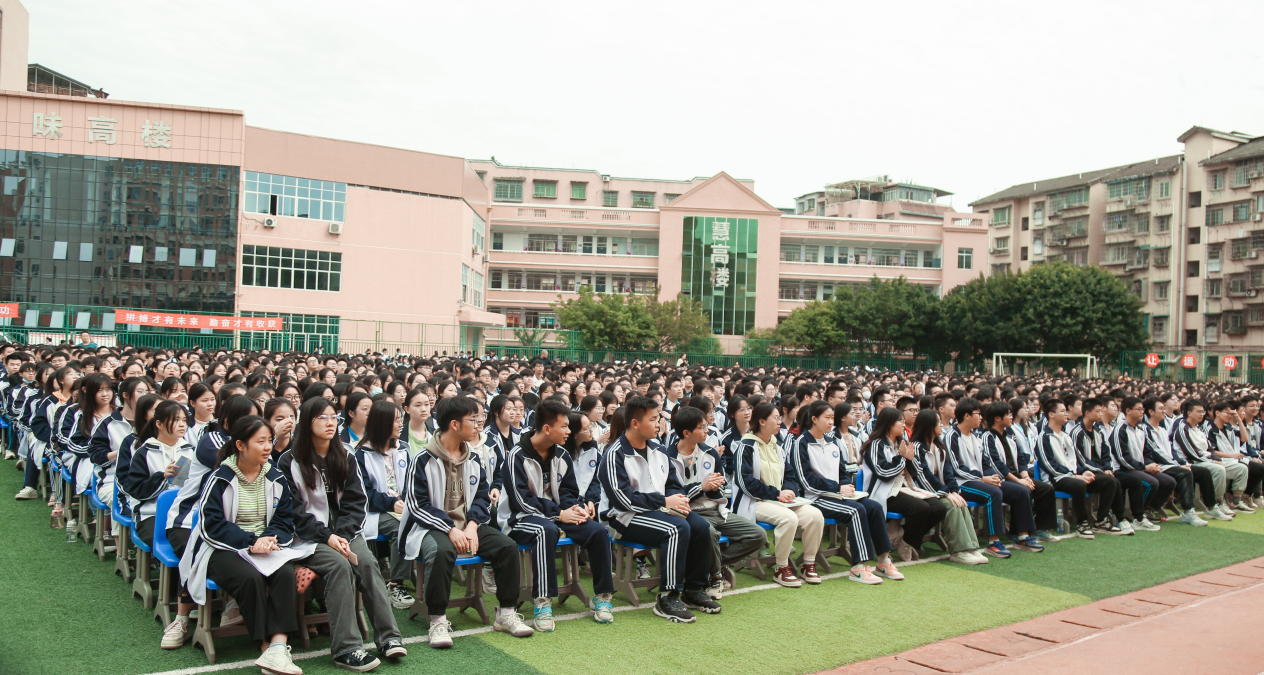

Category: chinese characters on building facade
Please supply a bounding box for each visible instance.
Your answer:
[114,310,282,331]
[32,113,172,147]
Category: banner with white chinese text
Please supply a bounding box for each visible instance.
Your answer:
[113,310,283,331]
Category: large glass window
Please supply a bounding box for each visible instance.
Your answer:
[494,180,523,201]
[244,171,345,222]
[0,152,238,310]
[241,245,341,292]
[680,216,758,335]
[603,191,618,207]
[957,247,973,269]
[533,181,557,198]
[632,191,655,208]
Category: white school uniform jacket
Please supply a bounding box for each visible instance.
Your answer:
[597,434,683,528]
[496,436,581,531]
[179,462,295,604]
[354,439,411,540]
[664,440,728,518]
[127,436,197,521]
[398,439,493,561]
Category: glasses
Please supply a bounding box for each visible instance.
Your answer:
[315,414,337,422]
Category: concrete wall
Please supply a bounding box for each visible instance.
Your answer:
[0,0,28,93]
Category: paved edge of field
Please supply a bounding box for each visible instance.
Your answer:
[816,555,1264,675]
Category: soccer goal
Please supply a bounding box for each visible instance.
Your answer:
[992,353,1099,379]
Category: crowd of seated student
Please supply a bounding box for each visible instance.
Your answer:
[5,341,1264,671]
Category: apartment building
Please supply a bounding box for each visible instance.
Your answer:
[973,126,1264,349]
[477,165,987,333]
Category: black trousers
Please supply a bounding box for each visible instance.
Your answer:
[1163,466,1196,511]
[1246,460,1264,496]
[423,524,519,616]
[813,497,892,562]
[1053,475,1116,524]
[884,493,948,552]
[1189,464,1218,507]
[960,480,1036,537]
[611,510,710,593]
[206,548,298,643]
[1115,470,1160,519]
[1021,479,1059,531]
[1149,471,1178,512]
[507,515,614,598]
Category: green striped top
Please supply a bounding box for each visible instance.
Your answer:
[225,455,270,536]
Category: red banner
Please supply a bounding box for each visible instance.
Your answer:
[0,303,17,319]
[113,310,283,331]
[1223,355,1238,370]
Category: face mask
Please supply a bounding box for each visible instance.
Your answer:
[861,391,871,400]
[370,386,383,396]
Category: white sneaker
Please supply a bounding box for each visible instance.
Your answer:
[1135,518,1160,532]
[950,551,984,565]
[1117,519,1135,535]
[482,567,498,594]
[1253,496,1264,510]
[971,550,991,564]
[255,643,303,675]
[493,608,535,637]
[160,617,190,649]
[387,582,415,610]
[220,599,244,627]
[532,598,554,632]
[1232,500,1255,513]
[14,486,37,500]
[1180,509,1208,527]
[428,617,453,649]
[1210,506,1234,521]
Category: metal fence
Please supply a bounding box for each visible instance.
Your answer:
[1120,350,1264,385]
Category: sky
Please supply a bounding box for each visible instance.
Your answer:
[24,0,1264,208]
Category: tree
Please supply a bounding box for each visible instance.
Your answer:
[742,327,779,356]
[774,300,848,355]
[830,276,939,354]
[647,293,710,353]
[551,287,656,351]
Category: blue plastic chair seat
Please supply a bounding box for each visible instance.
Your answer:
[612,538,650,550]
[1055,492,1073,499]
[130,523,152,553]
[717,536,729,544]
[822,518,837,525]
[206,579,219,591]
[152,490,181,567]
[61,467,73,482]
[756,521,774,531]
[112,482,135,528]
[454,555,483,566]
[887,512,904,519]
[966,502,982,508]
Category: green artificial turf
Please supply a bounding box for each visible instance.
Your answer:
[3,458,1264,675]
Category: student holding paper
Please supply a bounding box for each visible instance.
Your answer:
[182,416,302,675]
[278,397,406,671]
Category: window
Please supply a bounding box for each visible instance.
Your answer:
[1251,305,1264,325]
[179,248,196,266]
[1206,279,1222,297]
[1033,203,1044,226]
[494,180,523,202]
[1187,261,1200,278]
[1211,172,1225,190]
[241,245,342,292]
[527,233,556,252]
[803,245,820,263]
[244,171,346,222]
[665,193,680,203]
[1152,316,1167,339]
[1188,227,1201,245]
[1020,246,1029,261]
[472,214,486,253]
[1233,203,1250,222]
[1231,238,1250,260]
[534,181,557,198]
[202,249,216,267]
[1105,245,1129,263]
[1156,215,1171,233]
[1131,247,1149,268]
[1226,312,1245,333]
[1230,275,1250,295]
[990,206,1011,226]
[991,263,1010,275]
[603,191,618,207]
[1189,191,1202,207]
[51,241,67,260]
[1205,320,1219,344]
[1206,208,1224,226]
[490,270,502,289]
[1048,187,1089,211]
[1154,247,1170,266]
[1021,216,1029,231]
[824,246,834,264]
[957,247,973,270]
[631,192,655,208]
[79,243,93,262]
[492,232,504,251]
[1033,235,1044,256]
[1107,178,1150,200]
[993,236,1010,251]
[630,238,658,256]
[1253,267,1264,288]
[1159,181,1171,198]
[1186,295,1200,312]
[570,182,586,200]
[1208,245,1222,272]
[461,265,470,303]
[779,281,803,300]
[1185,329,1198,347]
[780,244,801,262]
[560,234,578,253]
[473,272,484,307]
[1155,281,1169,300]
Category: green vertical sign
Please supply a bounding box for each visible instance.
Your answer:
[680,216,758,335]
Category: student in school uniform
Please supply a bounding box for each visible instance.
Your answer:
[354,399,416,610]
[856,405,943,567]
[1171,399,1236,521]
[907,410,987,565]
[499,398,616,630]
[179,416,303,675]
[86,377,151,510]
[1037,398,1119,539]
[946,397,1044,558]
[1207,400,1261,513]
[666,406,764,598]
[1106,396,1169,533]
[280,396,406,670]
[1141,396,1208,526]
[400,395,534,649]
[599,396,720,622]
[981,402,1057,541]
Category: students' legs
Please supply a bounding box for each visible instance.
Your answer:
[934,497,980,553]
[854,497,893,557]
[1024,479,1058,532]
[1190,463,1222,508]
[679,512,712,591]
[300,542,368,658]
[1224,461,1248,497]
[813,496,876,563]
[347,535,402,648]
[998,480,1035,535]
[1118,470,1159,518]
[475,524,522,609]
[885,493,947,551]
[1053,476,1090,524]
[21,445,40,489]
[377,514,410,582]
[421,530,457,617]
[612,510,693,592]
[560,518,614,595]
[1246,460,1264,497]
[1087,472,1120,522]
[786,502,824,564]
[1164,466,1196,511]
[753,500,800,568]
[960,481,1006,538]
[704,511,766,571]
[508,515,561,599]
[207,548,298,644]
[166,527,194,616]
[1151,471,1177,512]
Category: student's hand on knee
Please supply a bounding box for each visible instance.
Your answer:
[448,527,470,553]
[464,522,480,555]
[665,494,691,514]
[777,490,796,503]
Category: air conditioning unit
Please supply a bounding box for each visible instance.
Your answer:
[1250,171,1261,179]
[1252,251,1260,259]
[1250,289,1259,297]
[988,247,996,253]
[1253,213,1262,222]
[263,217,277,228]
[328,222,343,235]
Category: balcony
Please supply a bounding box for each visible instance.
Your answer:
[489,203,660,228]
[489,249,658,271]
[1105,197,1149,214]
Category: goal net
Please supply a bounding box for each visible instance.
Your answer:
[991,353,1099,379]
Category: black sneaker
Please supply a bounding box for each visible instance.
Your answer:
[652,592,696,623]
[681,589,722,614]
[1075,522,1096,539]
[334,648,381,672]
[1095,519,1124,535]
[381,638,407,659]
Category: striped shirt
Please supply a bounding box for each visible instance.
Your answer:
[225,455,270,536]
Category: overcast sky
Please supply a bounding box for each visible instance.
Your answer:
[26,0,1264,208]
